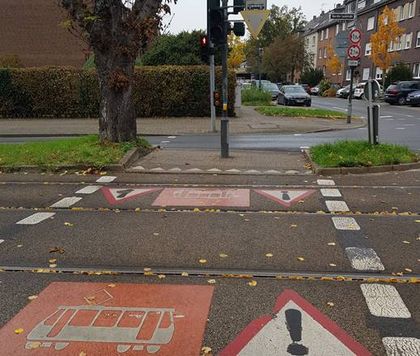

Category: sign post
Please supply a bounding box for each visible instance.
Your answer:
[207,0,217,133]
[220,0,229,158]
[346,28,361,124]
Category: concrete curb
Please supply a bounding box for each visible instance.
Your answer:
[303,149,420,176]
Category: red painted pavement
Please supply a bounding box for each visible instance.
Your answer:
[152,188,250,207]
[0,282,214,355]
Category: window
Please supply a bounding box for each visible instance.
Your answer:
[358,0,366,9]
[376,67,383,80]
[403,3,410,20]
[324,47,327,58]
[336,24,339,35]
[416,31,420,47]
[363,68,370,81]
[319,49,322,58]
[396,36,402,51]
[325,28,329,40]
[346,69,352,81]
[321,30,324,41]
[413,63,420,78]
[373,0,381,3]
[342,22,346,31]
[367,17,375,31]
[408,1,415,18]
[365,43,372,56]
[405,33,412,49]
[312,36,316,44]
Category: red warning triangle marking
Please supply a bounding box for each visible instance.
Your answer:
[255,189,315,207]
[102,187,161,204]
[220,289,371,356]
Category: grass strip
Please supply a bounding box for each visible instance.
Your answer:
[310,140,418,168]
[242,87,272,106]
[256,106,347,119]
[0,135,150,169]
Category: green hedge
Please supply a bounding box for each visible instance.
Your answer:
[0,66,235,118]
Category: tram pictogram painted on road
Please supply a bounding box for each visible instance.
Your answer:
[152,188,250,207]
[102,187,161,204]
[220,289,371,356]
[0,282,214,355]
[255,189,315,208]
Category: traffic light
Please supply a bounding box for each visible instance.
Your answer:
[209,0,225,45]
[200,35,209,63]
[213,91,221,107]
[233,0,245,14]
[232,22,245,37]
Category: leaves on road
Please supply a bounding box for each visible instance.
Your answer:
[297,257,305,261]
[327,242,336,246]
[207,279,216,284]
[248,280,257,287]
[201,346,212,355]
[64,222,74,227]
[219,253,228,258]
[327,302,335,307]
[199,259,207,264]
[27,295,38,301]
[265,253,273,258]
[14,328,24,334]
[49,247,65,254]
[181,272,189,277]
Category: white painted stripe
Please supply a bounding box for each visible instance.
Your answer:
[360,284,411,318]
[50,197,82,208]
[325,200,349,212]
[382,337,420,356]
[332,217,360,230]
[300,146,310,149]
[317,179,336,186]
[333,106,346,111]
[167,136,176,139]
[17,212,55,225]
[76,186,101,194]
[395,127,406,130]
[294,134,302,136]
[345,247,385,271]
[320,189,342,197]
[160,141,170,144]
[132,166,145,171]
[96,176,116,183]
[0,239,4,244]
[380,115,393,118]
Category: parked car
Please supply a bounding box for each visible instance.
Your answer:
[300,84,312,95]
[277,85,311,106]
[353,82,366,99]
[406,90,420,106]
[336,85,355,99]
[385,81,420,105]
[261,82,280,100]
[310,86,320,96]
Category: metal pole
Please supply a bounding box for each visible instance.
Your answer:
[347,66,354,124]
[258,48,262,89]
[368,78,374,144]
[209,43,217,133]
[220,0,229,158]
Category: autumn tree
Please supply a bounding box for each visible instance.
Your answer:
[371,6,404,79]
[325,44,342,77]
[228,34,246,70]
[60,0,174,143]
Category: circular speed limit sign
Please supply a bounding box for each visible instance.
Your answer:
[349,28,362,44]
[347,45,361,60]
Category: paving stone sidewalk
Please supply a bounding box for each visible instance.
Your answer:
[0,106,364,136]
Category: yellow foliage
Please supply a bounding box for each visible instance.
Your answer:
[371,6,404,73]
[228,34,246,70]
[325,44,342,76]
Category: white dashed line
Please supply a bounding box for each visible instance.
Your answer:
[320,189,342,197]
[332,217,360,230]
[317,179,336,186]
[333,106,346,111]
[96,176,117,183]
[76,186,102,194]
[160,141,170,144]
[17,212,56,225]
[380,116,393,118]
[325,200,349,212]
[382,337,420,356]
[395,127,406,130]
[345,247,385,271]
[167,136,176,139]
[300,146,310,149]
[294,134,302,136]
[50,197,82,208]
[360,284,411,318]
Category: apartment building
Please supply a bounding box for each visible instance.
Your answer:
[306,0,420,86]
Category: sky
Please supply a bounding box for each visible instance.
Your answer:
[164,0,339,34]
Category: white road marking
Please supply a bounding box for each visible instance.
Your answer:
[403,114,414,118]
[321,189,342,197]
[167,136,177,139]
[383,118,394,121]
[160,141,170,144]
[325,200,349,212]
[96,176,116,183]
[76,186,101,194]
[294,134,302,136]
[0,239,4,244]
[332,217,360,230]
[395,127,406,130]
[345,247,385,271]
[333,106,346,111]
[382,337,420,356]
[360,284,411,318]
[380,116,393,118]
[317,179,336,186]
[17,212,56,225]
[300,146,310,149]
[50,197,82,208]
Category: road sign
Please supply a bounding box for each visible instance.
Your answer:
[0,282,214,355]
[152,188,250,207]
[102,187,161,204]
[220,289,371,355]
[347,44,361,60]
[254,190,315,208]
[245,0,267,10]
[335,31,349,59]
[330,13,355,21]
[349,28,362,44]
[347,59,359,67]
[240,9,270,38]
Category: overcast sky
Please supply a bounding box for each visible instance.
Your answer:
[164,0,338,34]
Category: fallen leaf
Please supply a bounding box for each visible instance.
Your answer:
[108,284,116,288]
[49,247,65,254]
[17,244,23,248]
[327,242,336,246]
[49,264,57,268]
[265,253,273,258]
[135,208,141,212]
[207,279,216,284]
[201,346,212,355]
[181,272,189,277]
[239,214,244,217]
[405,268,413,273]
[297,257,305,262]
[248,280,257,287]
[64,222,73,227]
[144,267,152,272]
[199,259,207,264]
[415,220,420,223]
[219,253,228,258]
[27,295,38,301]
[157,274,166,279]
[153,232,159,236]
[290,224,298,228]
[193,208,201,212]
[48,258,57,264]
[403,241,411,244]
[79,352,87,356]
[329,263,337,267]
[327,302,335,307]
[26,341,41,349]
[14,328,24,334]
[244,218,250,222]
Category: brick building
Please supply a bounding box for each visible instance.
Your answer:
[0,0,88,67]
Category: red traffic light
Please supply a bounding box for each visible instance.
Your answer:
[200,36,208,48]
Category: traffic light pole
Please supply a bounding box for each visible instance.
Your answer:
[347,66,354,124]
[207,0,217,133]
[220,0,229,158]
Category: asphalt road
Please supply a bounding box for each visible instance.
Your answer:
[0,170,419,355]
